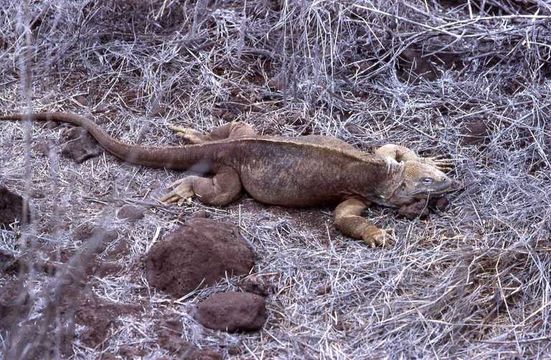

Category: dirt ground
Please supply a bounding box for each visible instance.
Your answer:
[0,0,550,359]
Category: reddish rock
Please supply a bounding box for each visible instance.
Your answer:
[73,292,140,348]
[72,224,119,256]
[238,274,274,296]
[0,249,21,275]
[460,119,490,146]
[157,319,222,358]
[194,292,267,332]
[61,127,102,163]
[398,199,430,219]
[117,205,145,221]
[0,280,31,331]
[32,140,50,156]
[146,218,255,297]
[0,186,29,226]
[146,218,254,297]
[190,350,223,360]
[430,196,451,212]
[398,195,452,219]
[396,47,463,83]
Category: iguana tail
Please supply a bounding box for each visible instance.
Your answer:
[0,112,220,170]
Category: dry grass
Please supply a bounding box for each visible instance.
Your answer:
[0,0,550,359]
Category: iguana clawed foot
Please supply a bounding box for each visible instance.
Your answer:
[362,226,394,248]
[160,177,198,205]
[375,144,454,172]
[422,155,454,172]
[334,198,396,248]
[167,124,204,144]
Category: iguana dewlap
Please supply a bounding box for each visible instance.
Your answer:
[0,112,454,247]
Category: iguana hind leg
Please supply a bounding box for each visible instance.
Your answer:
[169,121,257,144]
[375,144,453,171]
[161,166,242,206]
[168,125,205,144]
[334,198,393,247]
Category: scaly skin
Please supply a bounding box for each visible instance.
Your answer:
[0,112,454,247]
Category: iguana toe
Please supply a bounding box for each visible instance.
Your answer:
[160,177,197,205]
[167,125,204,144]
[425,156,454,172]
[362,226,393,247]
[160,188,195,205]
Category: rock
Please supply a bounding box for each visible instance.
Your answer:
[430,196,451,212]
[31,189,46,198]
[0,249,57,276]
[398,195,452,219]
[0,249,21,275]
[157,319,222,359]
[0,281,31,331]
[238,274,274,296]
[74,95,89,107]
[157,320,193,354]
[189,350,223,360]
[227,346,242,356]
[118,345,147,359]
[95,261,124,277]
[72,224,119,255]
[73,292,140,348]
[73,224,119,243]
[460,119,490,146]
[117,205,145,221]
[396,47,464,83]
[0,186,29,227]
[398,199,430,220]
[32,140,50,156]
[61,127,102,163]
[194,292,267,332]
[145,218,255,297]
[315,283,332,296]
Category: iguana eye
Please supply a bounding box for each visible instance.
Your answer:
[422,177,434,185]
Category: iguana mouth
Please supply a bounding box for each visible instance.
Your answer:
[414,178,454,197]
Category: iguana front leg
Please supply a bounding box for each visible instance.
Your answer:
[334,198,392,247]
[161,166,242,206]
[375,144,453,172]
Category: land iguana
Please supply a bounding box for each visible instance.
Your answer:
[0,112,454,247]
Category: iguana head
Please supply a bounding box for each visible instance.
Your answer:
[380,161,453,207]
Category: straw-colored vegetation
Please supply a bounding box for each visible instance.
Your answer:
[0,0,549,358]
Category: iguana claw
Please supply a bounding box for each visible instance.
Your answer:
[375,144,454,172]
[362,227,394,248]
[424,156,454,172]
[160,177,197,206]
[167,124,204,144]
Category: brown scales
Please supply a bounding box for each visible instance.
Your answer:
[0,112,455,247]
